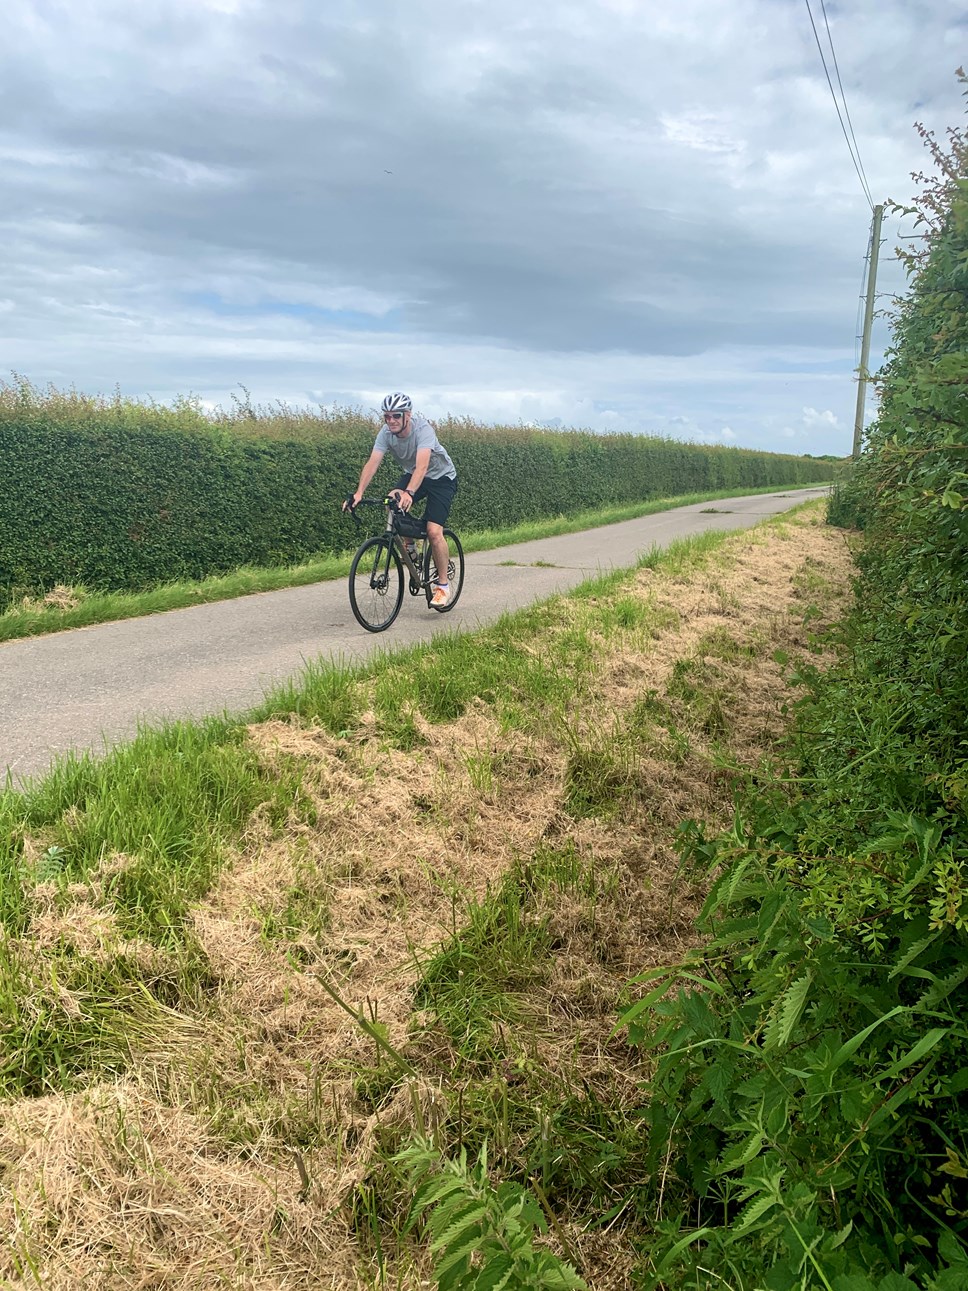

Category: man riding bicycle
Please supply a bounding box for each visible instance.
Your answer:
[343,392,459,606]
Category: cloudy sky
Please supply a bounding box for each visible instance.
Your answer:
[2,1,965,455]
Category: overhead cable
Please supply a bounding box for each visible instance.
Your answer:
[804,0,875,209]
[819,0,874,205]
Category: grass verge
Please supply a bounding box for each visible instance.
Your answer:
[0,501,853,1288]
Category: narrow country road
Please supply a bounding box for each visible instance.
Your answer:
[1,489,827,786]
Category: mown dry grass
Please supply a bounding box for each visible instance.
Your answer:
[0,507,854,1289]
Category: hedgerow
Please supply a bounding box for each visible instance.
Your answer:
[621,73,968,1289]
[0,379,832,606]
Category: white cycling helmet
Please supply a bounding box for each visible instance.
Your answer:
[381,392,412,414]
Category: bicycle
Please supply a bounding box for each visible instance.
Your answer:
[344,496,465,633]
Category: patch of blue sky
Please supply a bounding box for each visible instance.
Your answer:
[185,292,397,330]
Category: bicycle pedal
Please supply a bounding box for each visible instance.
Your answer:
[409,580,422,596]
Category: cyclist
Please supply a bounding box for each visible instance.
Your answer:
[344,392,459,606]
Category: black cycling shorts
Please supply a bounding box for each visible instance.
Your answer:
[396,473,458,528]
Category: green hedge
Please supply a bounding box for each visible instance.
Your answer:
[622,81,968,1289]
[0,394,833,604]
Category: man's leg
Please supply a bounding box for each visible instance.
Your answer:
[426,521,450,588]
[393,474,419,561]
[413,476,457,602]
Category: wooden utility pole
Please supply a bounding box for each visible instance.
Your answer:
[852,203,884,459]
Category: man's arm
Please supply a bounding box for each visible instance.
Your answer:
[345,448,385,508]
[399,447,432,506]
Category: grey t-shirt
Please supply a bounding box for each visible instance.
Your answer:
[374,411,456,480]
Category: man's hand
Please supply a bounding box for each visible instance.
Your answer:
[342,494,358,513]
[390,488,413,512]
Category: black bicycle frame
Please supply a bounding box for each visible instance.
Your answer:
[352,498,428,587]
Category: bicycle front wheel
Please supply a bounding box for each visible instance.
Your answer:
[349,537,404,632]
[425,529,465,613]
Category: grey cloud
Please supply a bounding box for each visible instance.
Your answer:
[0,0,964,455]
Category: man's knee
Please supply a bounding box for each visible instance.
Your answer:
[427,521,445,538]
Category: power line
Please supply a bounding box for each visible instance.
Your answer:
[803,0,874,209]
[818,0,873,205]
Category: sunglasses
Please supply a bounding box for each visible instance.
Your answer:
[384,412,405,422]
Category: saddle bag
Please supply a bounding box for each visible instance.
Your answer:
[395,513,427,538]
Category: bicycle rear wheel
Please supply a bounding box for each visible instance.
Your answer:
[425,529,465,613]
[349,537,404,632]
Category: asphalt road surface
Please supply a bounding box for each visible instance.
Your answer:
[1,488,828,787]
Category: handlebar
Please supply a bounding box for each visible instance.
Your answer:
[343,494,409,525]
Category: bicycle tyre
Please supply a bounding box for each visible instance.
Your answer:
[349,537,404,632]
[425,529,465,613]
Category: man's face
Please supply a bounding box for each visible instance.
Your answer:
[384,410,410,436]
